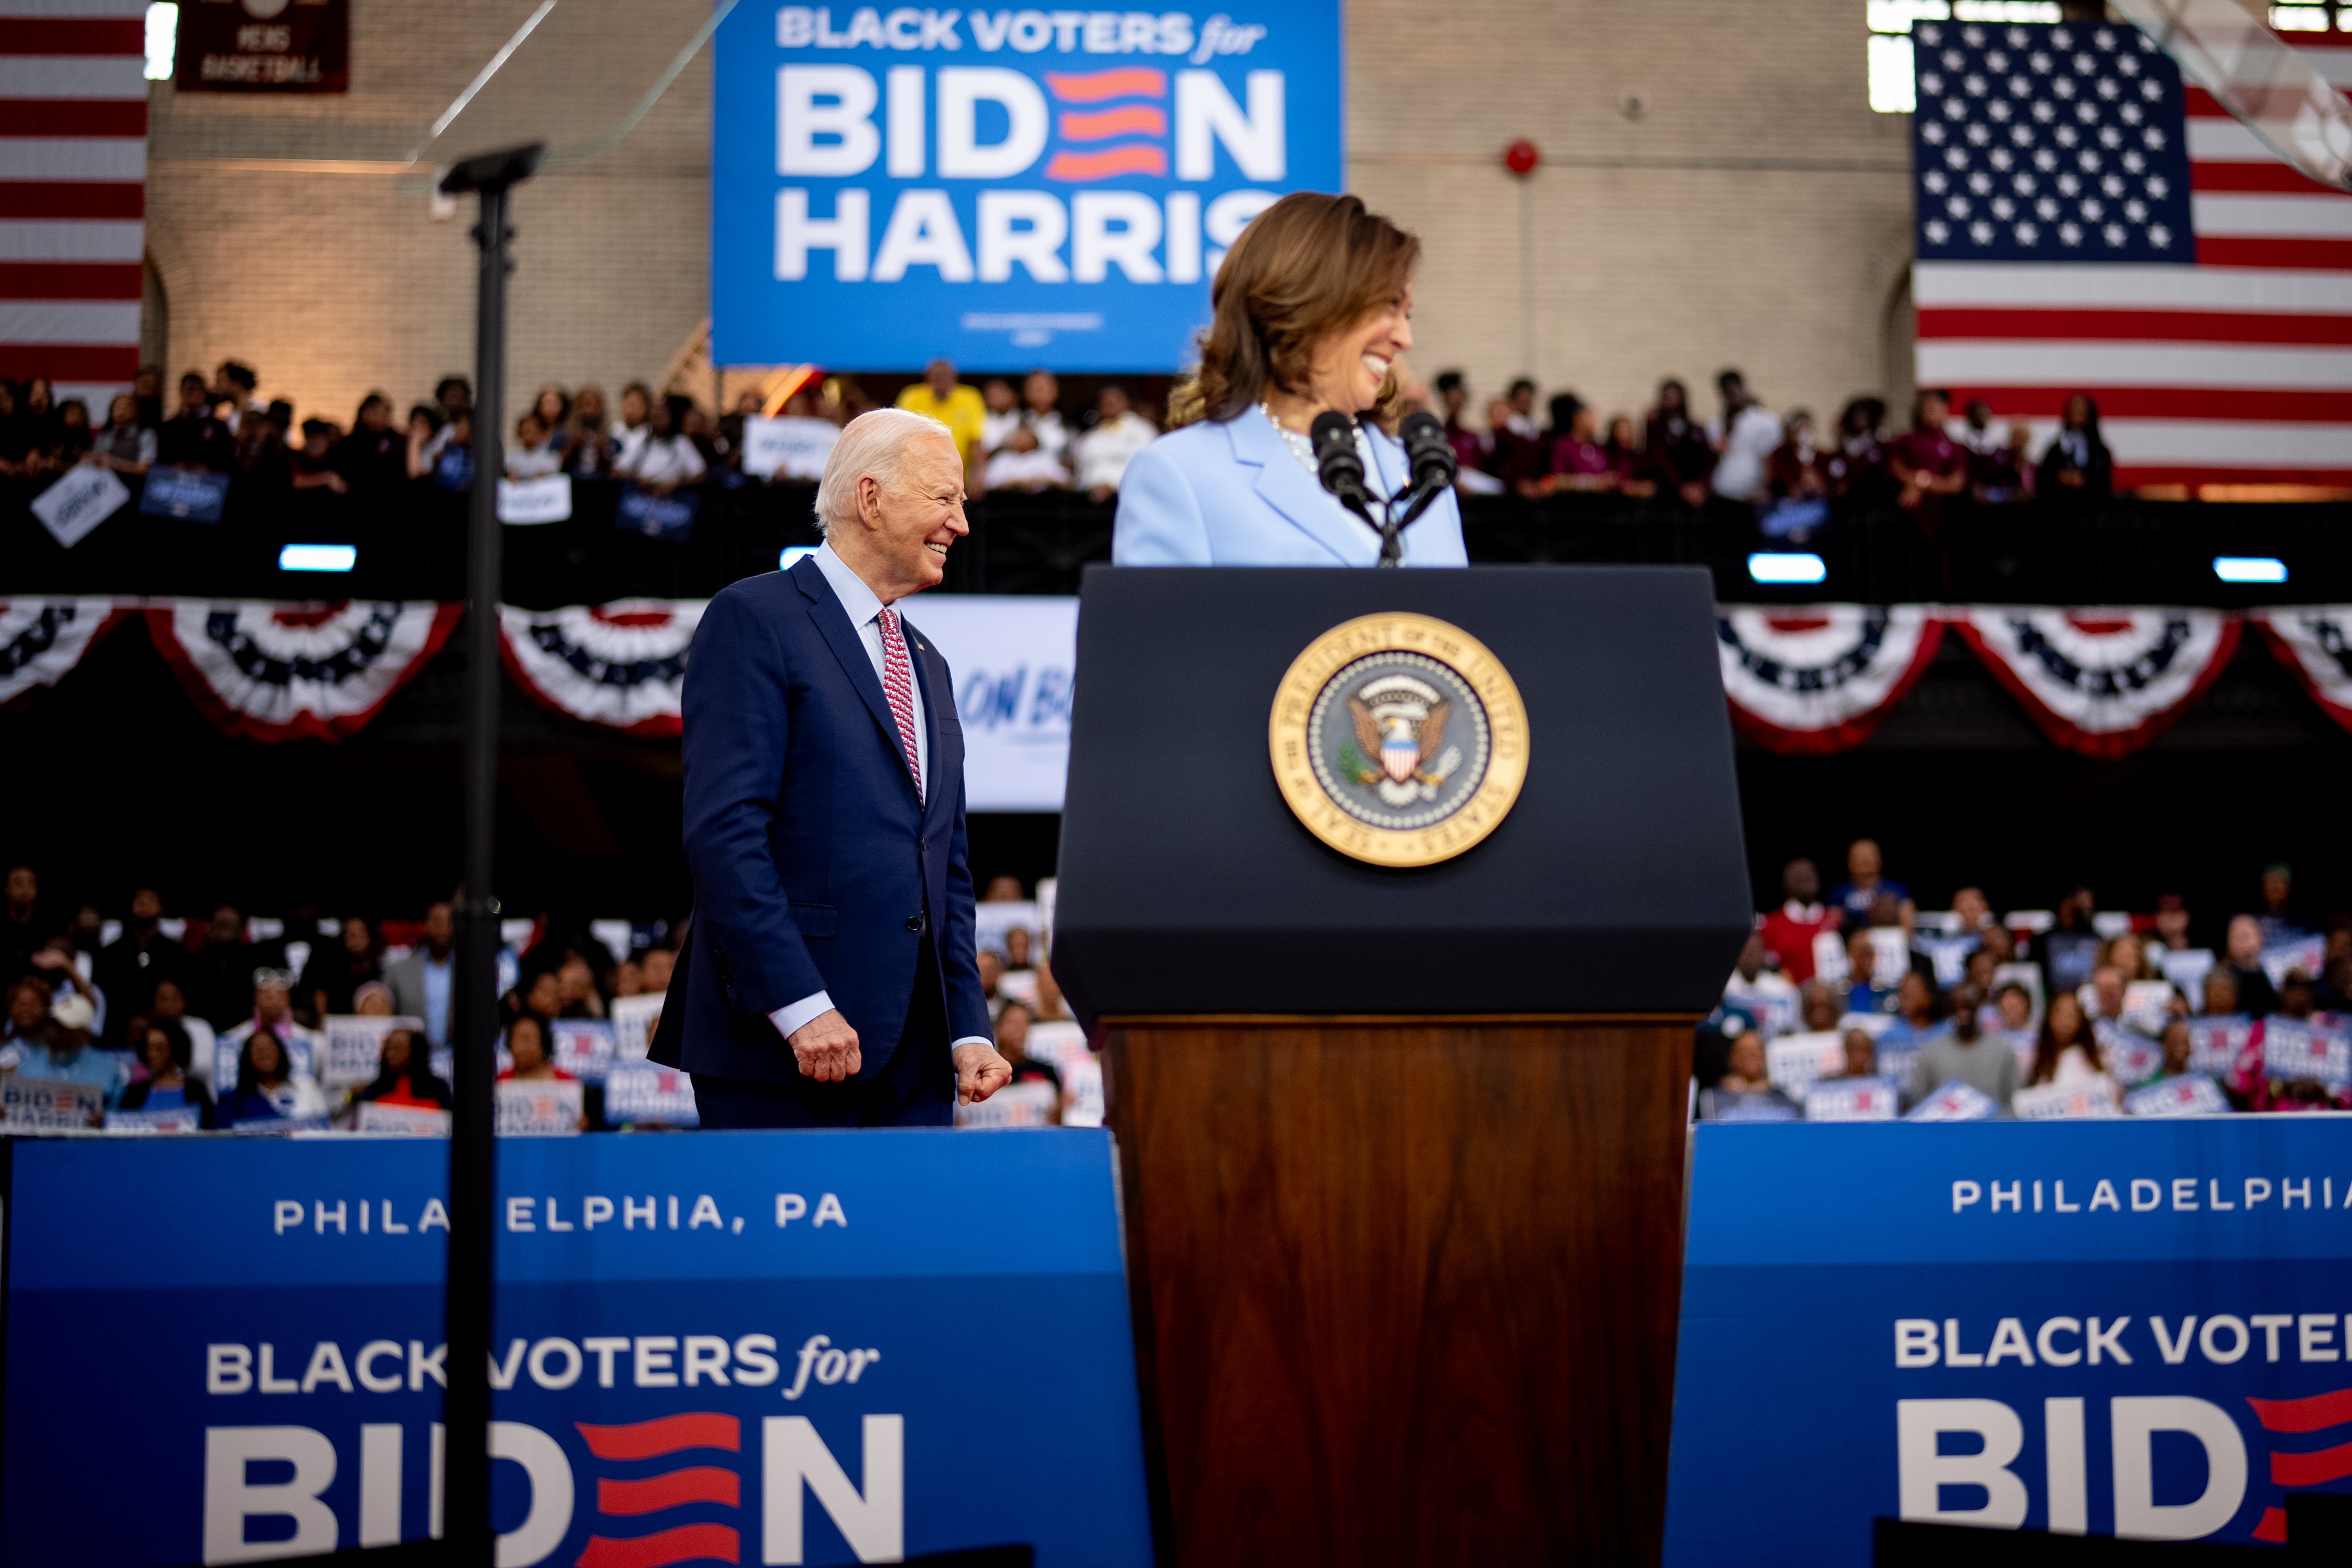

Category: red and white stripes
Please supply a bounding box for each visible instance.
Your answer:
[1917,29,2352,492]
[0,0,147,415]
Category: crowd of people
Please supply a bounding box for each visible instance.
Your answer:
[9,357,2121,544]
[1431,368,2115,531]
[1703,841,2351,1122]
[0,359,1165,510]
[0,865,1081,1135]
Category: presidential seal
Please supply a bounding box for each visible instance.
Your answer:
[1268,613,1530,867]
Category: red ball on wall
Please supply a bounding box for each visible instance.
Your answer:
[1503,139,1541,177]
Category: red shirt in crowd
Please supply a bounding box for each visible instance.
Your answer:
[1758,901,1839,984]
[1551,436,1612,478]
[1888,427,1967,482]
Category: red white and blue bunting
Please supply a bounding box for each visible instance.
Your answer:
[145,600,462,743]
[1716,605,1945,755]
[2253,607,2352,735]
[0,598,125,706]
[498,600,705,738]
[1952,607,2241,761]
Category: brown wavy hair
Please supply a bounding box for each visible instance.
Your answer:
[1167,192,1420,434]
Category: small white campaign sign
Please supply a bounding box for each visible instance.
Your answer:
[549,1019,618,1082]
[350,1100,451,1133]
[2122,980,2176,1035]
[603,1062,698,1126]
[957,1077,1058,1128]
[495,1078,584,1136]
[2125,1072,2231,1117]
[30,464,130,548]
[321,1015,425,1087]
[2261,1017,2352,1087]
[610,992,663,1062]
[2,1076,105,1129]
[2094,1018,2166,1087]
[355,1100,452,1137]
[1766,1030,1845,1098]
[742,414,839,480]
[1803,1077,1901,1122]
[2186,1016,2255,1079]
[2012,1075,2123,1120]
[974,901,1040,961]
[2262,936,2327,989]
[102,1105,202,1135]
[496,474,573,524]
[2159,945,2215,1000]
[1906,1080,1999,1122]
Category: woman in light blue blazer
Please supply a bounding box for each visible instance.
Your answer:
[1112,193,1468,569]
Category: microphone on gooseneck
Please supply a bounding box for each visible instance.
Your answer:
[1310,411,1374,524]
[1392,409,1459,530]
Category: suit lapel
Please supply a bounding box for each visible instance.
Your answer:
[1227,413,1376,565]
[792,555,906,769]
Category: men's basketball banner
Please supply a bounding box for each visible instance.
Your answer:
[710,0,1345,368]
[1715,605,1945,754]
[0,1131,1151,1565]
[0,598,125,705]
[1667,1120,2352,1563]
[1953,607,2239,760]
[146,600,463,743]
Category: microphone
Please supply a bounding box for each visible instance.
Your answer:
[1391,409,1458,530]
[1310,411,1374,524]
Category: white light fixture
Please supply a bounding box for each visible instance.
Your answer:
[1867,33,1917,114]
[2213,555,2287,583]
[779,545,821,571]
[1749,552,1828,585]
[279,543,358,572]
[144,3,178,80]
[2271,3,2329,29]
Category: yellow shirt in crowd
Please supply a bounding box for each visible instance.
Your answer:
[894,382,988,467]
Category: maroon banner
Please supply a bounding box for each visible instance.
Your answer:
[174,0,348,94]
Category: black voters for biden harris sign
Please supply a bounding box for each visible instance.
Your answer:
[1666,1119,2352,1562]
[0,1133,1152,1565]
[710,2,1343,370]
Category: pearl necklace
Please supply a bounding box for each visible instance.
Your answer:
[1260,401,1321,474]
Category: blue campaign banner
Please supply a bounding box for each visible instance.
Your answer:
[140,466,231,523]
[1664,1121,2352,1563]
[711,1,1344,369]
[2,1130,1152,1566]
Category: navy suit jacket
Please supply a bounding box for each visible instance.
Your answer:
[650,556,991,1085]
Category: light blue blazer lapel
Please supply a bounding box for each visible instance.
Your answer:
[1224,413,1376,565]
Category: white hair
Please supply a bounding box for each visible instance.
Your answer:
[812,408,958,537]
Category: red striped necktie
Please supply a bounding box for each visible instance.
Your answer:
[877,605,923,807]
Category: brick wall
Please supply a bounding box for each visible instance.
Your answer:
[144,0,1913,435]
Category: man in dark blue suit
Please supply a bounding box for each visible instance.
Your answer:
[651,409,1011,1127]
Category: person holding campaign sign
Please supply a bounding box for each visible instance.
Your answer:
[655,409,1012,1127]
[1112,192,1467,568]
[355,1028,450,1111]
[112,1021,214,1128]
[213,1031,327,1128]
[498,1015,588,1132]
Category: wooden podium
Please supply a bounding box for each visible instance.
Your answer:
[1052,568,1748,1567]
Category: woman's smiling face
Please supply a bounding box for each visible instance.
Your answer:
[1308,278,1414,415]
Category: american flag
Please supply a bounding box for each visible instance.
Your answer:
[0,0,146,416]
[1911,19,2352,493]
